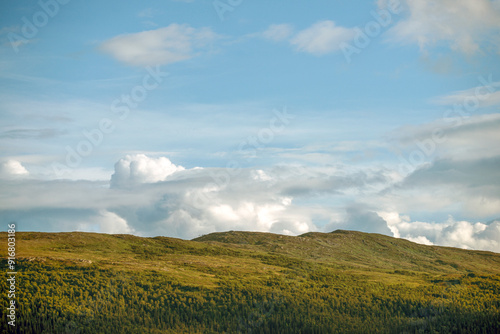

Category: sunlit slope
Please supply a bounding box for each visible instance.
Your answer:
[194,229,500,274]
[8,229,500,278]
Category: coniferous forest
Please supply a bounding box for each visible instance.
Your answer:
[2,230,500,333]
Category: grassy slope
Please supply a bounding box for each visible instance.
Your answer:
[5,229,500,286]
[195,230,500,272]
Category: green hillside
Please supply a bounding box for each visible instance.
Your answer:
[2,230,500,333]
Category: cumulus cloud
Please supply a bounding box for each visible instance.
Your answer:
[343,204,392,235]
[100,24,219,66]
[290,20,356,55]
[0,160,29,179]
[386,213,500,252]
[112,165,319,239]
[385,0,500,54]
[111,154,185,188]
[94,210,135,234]
[406,235,434,245]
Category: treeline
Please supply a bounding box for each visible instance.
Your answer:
[1,260,499,333]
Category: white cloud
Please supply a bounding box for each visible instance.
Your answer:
[107,155,322,238]
[386,0,500,54]
[63,210,135,234]
[290,20,356,55]
[49,167,113,182]
[111,154,185,188]
[262,24,294,42]
[380,212,500,252]
[0,160,29,179]
[93,210,135,234]
[100,24,219,66]
[435,218,500,252]
[406,235,433,245]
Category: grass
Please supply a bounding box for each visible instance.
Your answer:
[4,229,500,285]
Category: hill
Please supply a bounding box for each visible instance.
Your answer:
[195,229,500,274]
[2,230,500,333]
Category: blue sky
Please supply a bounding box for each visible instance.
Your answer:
[1,0,500,251]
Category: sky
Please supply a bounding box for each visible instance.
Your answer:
[1,0,500,252]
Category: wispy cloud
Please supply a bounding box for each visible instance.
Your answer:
[99,24,220,66]
[137,8,158,18]
[290,21,356,55]
[260,20,360,56]
[385,0,500,54]
[392,113,500,161]
[432,80,500,108]
[0,128,66,140]
[262,24,294,42]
